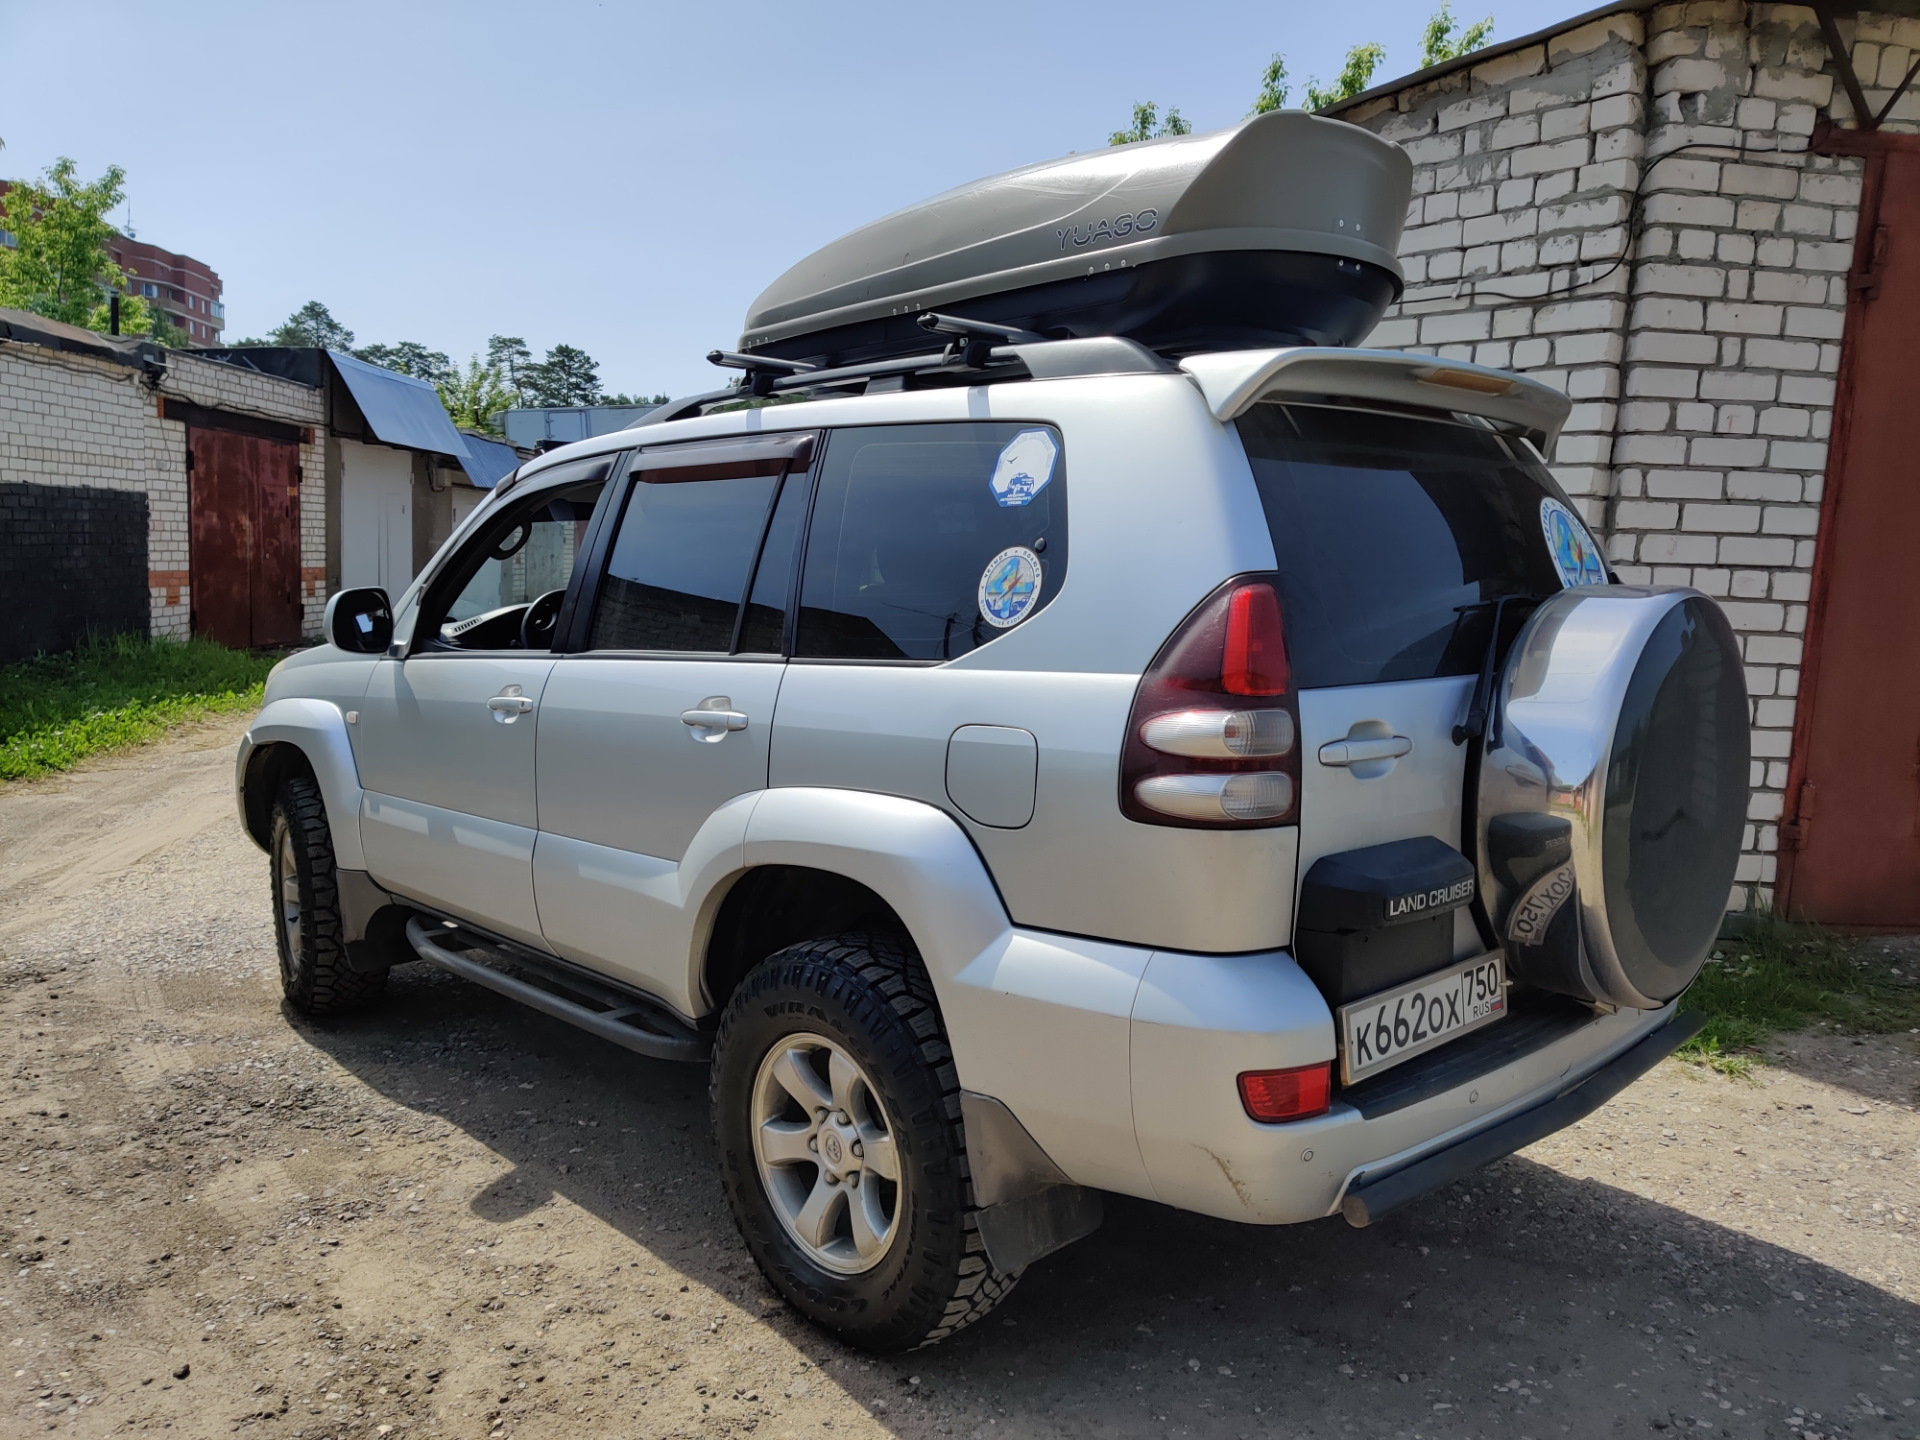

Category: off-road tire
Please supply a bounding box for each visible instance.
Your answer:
[269,774,386,1015]
[711,932,1018,1351]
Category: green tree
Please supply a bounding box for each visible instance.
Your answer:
[1304,41,1388,109]
[1250,54,1291,115]
[232,300,356,349]
[436,356,515,434]
[486,334,533,398]
[105,300,188,346]
[603,391,671,407]
[0,158,167,340]
[1420,3,1494,66]
[355,339,452,384]
[1109,101,1191,146]
[522,343,602,407]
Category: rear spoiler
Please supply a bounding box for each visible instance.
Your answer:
[1180,348,1573,453]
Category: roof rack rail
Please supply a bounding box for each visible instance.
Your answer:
[629,326,1172,430]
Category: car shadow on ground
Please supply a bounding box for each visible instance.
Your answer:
[295,962,1920,1437]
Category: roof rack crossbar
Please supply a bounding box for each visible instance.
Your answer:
[707,347,821,397]
[631,332,1184,430]
[917,311,1048,367]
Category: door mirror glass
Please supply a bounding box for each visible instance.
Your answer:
[325,587,393,654]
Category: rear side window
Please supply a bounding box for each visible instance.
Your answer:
[1236,404,1594,689]
[798,422,1067,662]
[588,471,781,651]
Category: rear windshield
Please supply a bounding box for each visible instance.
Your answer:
[1236,404,1602,689]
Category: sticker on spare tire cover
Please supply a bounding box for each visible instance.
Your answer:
[978,547,1043,629]
[1541,498,1608,588]
[988,429,1058,507]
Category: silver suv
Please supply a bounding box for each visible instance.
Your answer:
[236,112,1748,1352]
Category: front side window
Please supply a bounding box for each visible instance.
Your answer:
[427,474,608,651]
[587,470,784,652]
[797,422,1068,662]
[1237,404,1589,689]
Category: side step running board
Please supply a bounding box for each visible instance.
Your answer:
[405,917,709,1064]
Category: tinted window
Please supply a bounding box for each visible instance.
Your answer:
[798,423,1067,661]
[1237,404,1584,688]
[738,470,808,654]
[588,472,779,651]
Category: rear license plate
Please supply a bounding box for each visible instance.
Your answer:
[1337,954,1507,1084]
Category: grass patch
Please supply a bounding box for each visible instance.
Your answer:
[1677,910,1920,1076]
[0,633,279,781]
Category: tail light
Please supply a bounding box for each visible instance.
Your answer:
[1237,1063,1332,1122]
[1121,574,1301,828]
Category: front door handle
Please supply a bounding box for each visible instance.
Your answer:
[1318,735,1412,766]
[487,686,535,723]
[681,695,749,742]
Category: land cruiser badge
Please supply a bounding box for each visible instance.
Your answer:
[978,547,1042,628]
[988,429,1058,507]
[1541,498,1607,588]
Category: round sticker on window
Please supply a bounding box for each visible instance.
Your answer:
[1540,498,1607,588]
[978,546,1043,629]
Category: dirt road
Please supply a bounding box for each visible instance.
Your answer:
[5,720,1920,1440]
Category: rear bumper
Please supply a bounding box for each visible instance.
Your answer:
[1120,946,1684,1223]
[1339,1008,1703,1226]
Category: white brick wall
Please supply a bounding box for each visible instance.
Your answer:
[0,341,326,642]
[1342,2,1894,913]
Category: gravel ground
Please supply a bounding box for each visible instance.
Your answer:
[5,717,1920,1440]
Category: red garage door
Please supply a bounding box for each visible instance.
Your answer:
[1780,141,1920,926]
[187,428,303,650]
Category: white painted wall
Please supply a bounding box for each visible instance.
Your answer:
[340,439,413,594]
[451,483,486,532]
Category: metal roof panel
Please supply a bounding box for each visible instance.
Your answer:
[327,349,470,459]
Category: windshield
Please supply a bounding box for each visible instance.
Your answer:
[1236,403,1603,689]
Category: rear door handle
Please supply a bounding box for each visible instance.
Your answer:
[1318,735,1412,766]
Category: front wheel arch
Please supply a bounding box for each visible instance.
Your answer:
[243,742,315,850]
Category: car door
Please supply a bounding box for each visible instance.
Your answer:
[1234,403,1592,962]
[353,459,614,947]
[533,432,814,1009]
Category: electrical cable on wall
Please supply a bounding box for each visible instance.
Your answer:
[1450,137,1818,303]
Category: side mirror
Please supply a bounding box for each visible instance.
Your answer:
[324,587,394,654]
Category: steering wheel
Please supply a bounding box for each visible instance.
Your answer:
[519,589,566,650]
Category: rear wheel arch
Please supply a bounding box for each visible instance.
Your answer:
[702,866,910,1015]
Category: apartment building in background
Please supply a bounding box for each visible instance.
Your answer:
[0,181,225,344]
[108,235,225,344]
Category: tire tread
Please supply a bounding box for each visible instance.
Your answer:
[713,931,1019,1350]
[273,774,385,1015]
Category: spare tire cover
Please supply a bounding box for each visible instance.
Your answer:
[1477,588,1749,1009]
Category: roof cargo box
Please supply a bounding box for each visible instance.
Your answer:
[740,111,1412,371]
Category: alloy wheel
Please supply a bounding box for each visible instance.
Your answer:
[750,1032,902,1274]
[274,825,305,978]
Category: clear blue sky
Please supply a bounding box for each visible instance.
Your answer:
[2,0,1578,397]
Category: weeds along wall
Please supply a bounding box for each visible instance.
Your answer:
[0,336,327,659]
[1336,1,1913,913]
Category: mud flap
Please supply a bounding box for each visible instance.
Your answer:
[962,1091,1104,1273]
